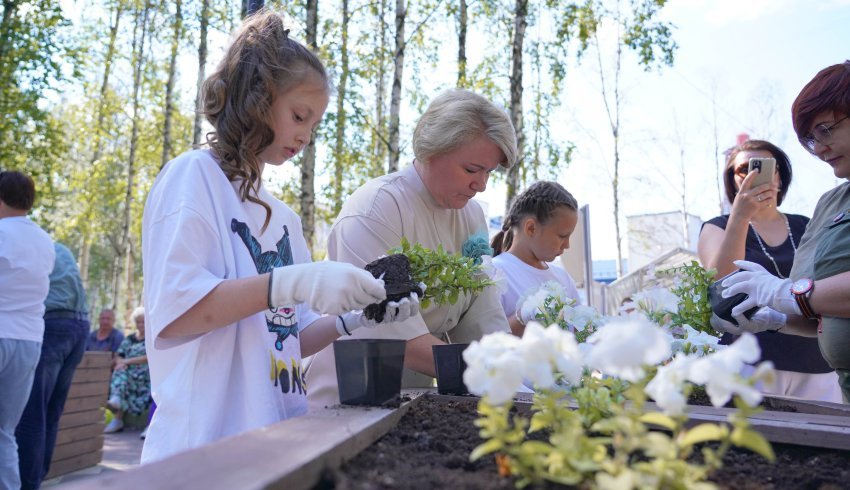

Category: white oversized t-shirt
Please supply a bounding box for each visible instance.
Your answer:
[305,163,510,407]
[0,216,54,342]
[141,150,319,463]
[491,251,580,317]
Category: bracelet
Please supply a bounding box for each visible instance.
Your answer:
[338,315,352,336]
[267,269,275,310]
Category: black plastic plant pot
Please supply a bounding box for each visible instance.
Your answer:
[334,339,406,406]
[432,343,470,395]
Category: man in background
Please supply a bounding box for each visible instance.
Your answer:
[15,242,89,489]
[0,170,55,490]
[85,308,123,354]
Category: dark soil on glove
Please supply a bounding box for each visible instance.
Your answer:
[315,397,850,490]
[363,254,422,323]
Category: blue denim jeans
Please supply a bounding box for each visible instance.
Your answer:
[15,318,88,490]
[0,338,41,490]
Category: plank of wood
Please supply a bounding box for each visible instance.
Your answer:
[55,423,105,446]
[761,395,850,416]
[683,410,850,450]
[72,367,111,384]
[58,409,103,430]
[58,392,427,490]
[45,450,103,480]
[63,395,107,414]
[67,381,109,399]
[51,436,104,463]
[77,352,113,369]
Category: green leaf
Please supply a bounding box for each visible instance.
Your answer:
[639,412,677,431]
[679,423,728,446]
[469,438,503,461]
[730,427,775,461]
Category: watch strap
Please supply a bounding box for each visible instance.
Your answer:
[792,282,818,320]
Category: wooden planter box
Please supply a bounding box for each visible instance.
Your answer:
[57,389,850,490]
[45,351,111,480]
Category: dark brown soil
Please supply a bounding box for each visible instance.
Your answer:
[316,397,850,490]
[688,387,798,412]
[364,254,423,323]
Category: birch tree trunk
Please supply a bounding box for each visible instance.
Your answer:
[456,0,467,87]
[387,0,406,173]
[332,0,350,216]
[161,0,183,169]
[594,19,624,279]
[372,0,388,175]
[192,0,210,147]
[111,0,150,307]
[299,0,319,250]
[82,3,123,297]
[504,0,527,210]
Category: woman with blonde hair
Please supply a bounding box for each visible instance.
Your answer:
[306,88,518,407]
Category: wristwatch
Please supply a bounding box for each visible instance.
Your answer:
[790,278,818,320]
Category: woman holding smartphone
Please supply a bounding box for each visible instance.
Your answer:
[716,61,850,403]
[698,139,841,402]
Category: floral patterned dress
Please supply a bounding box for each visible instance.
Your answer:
[109,334,151,415]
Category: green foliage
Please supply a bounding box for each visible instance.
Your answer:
[471,378,774,489]
[0,0,82,188]
[389,237,494,310]
[658,261,717,335]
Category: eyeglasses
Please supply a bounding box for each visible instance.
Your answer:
[799,115,848,153]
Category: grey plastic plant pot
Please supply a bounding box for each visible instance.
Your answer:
[432,343,470,395]
[334,339,406,406]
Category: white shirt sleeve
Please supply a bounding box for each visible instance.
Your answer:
[144,202,226,350]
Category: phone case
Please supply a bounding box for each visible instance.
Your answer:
[747,157,776,188]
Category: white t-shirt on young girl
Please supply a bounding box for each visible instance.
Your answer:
[491,251,580,318]
[141,149,319,463]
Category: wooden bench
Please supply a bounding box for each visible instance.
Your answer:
[45,351,111,479]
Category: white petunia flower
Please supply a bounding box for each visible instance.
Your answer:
[671,325,720,357]
[518,322,584,389]
[584,317,672,382]
[632,286,679,314]
[562,304,602,332]
[686,333,764,407]
[645,354,697,416]
[463,332,525,405]
[517,281,569,323]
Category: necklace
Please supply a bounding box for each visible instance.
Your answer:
[749,213,796,279]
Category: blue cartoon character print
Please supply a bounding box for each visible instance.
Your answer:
[232,218,297,350]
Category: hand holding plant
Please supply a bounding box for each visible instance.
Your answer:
[389,236,495,310]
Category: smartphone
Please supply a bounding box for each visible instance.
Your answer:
[747,157,776,188]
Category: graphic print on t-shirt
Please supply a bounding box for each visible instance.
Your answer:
[231,218,298,350]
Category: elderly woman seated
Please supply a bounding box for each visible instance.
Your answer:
[104,307,151,433]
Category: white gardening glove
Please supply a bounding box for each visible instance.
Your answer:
[721,260,800,317]
[710,307,786,336]
[269,262,386,316]
[336,290,423,336]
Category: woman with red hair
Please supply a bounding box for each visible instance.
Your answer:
[714,61,850,403]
